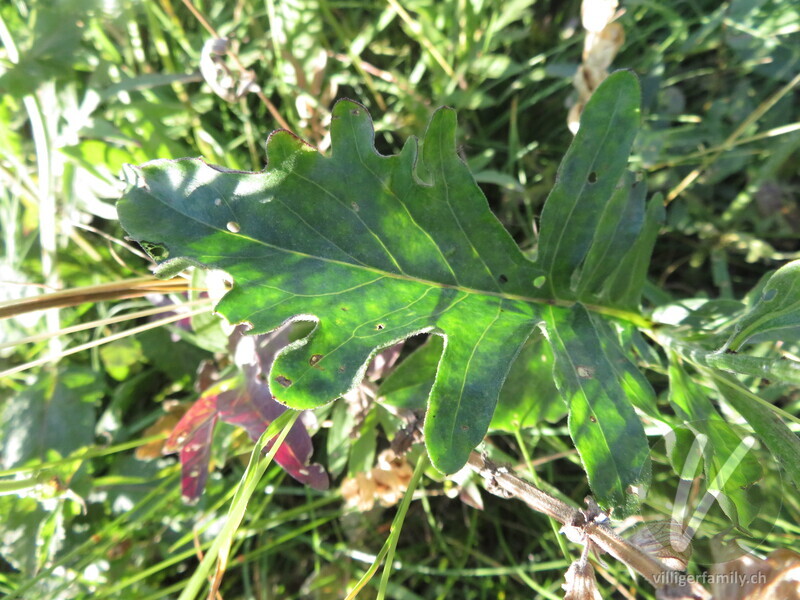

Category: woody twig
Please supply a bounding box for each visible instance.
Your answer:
[467,451,711,599]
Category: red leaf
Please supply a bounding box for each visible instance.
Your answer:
[217,368,329,491]
[163,393,218,454]
[178,414,217,503]
[164,393,219,502]
[165,370,328,502]
[164,329,329,501]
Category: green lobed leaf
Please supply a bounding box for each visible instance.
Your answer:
[542,304,652,512]
[119,100,543,474]
[536,70,646,303]
[728,260,800,350]
[600,194,665,309]
[117,73,649,482]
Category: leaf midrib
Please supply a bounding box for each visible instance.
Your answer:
[146,185,651,328]
[546,306,627,501]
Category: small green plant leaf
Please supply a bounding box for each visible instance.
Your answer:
[543,304,652,512]
[668,360,763,527]
[378,336,443,411]
[1,368,101,469]
[574,171,647,300]
[379,333,567,432]
[0,496,48,574]
[708,370,800,490]
[701,351,800,386]
[728,260,800,350]
[598,194,665,309]
[489,332,566,431]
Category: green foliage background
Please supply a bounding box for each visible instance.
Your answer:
[1,0,799,598]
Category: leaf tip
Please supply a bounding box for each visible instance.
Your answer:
[265,129,317,166]
[329,98,379,158]
[421,106,461,172]
[331,97,370,120]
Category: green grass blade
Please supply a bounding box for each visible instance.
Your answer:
[177,410,300,600]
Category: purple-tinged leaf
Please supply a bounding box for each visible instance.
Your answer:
[218,367,329,491]
[164,393,218,503]
[164,368,328,501]
[178,416,217,503]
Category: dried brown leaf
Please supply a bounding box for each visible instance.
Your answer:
[135,403,189,460]
[712,549,800,600]
[563,559,603,600]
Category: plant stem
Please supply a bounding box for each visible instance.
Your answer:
[466,451,710,597]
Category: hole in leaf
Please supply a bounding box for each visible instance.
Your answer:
[376,323,385,330]
[588,171,598,183]
[226,221,241,233]
[461,424,470,431]
[763,289,777,302]
[275,375,292,388]
[498,274,508,284]
[589,416,597,423]
[351,202,360,212]
[140,241,169,260]
[533,275,546,288]
[309,354,323,366]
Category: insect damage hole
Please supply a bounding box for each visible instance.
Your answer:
[141,241,169,260]
[375,323,385,330]
[588,171,598,183]
[275,375,292,388]
[226,221,241,233]
[498,274,508,284]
